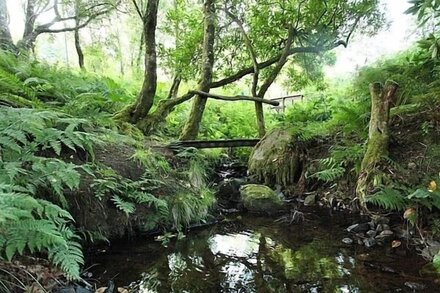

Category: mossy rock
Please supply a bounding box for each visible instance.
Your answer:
[240,184,283,213]
[248,128,304,188]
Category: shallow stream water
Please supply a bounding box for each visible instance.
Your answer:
[88,209,439,292]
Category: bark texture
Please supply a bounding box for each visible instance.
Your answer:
[356,81,399,209]
[180,0,216,140]
[130,0,159,123]
[74,28,85,69]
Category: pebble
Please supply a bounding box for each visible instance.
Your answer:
[363,238,377,248]
[380,229,394,236]
[376,224,384,232]
[366,230,377,237]
[342,237,354,245]
[347,223,370,233]
[404,282,426,291]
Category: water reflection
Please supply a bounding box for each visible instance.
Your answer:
[209,231,259,258]
[90,214,436,292]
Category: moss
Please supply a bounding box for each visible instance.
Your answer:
[248,128,303,188]
[240,184,283,213]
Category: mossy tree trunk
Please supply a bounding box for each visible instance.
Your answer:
[356,81,398,210]
[129,0,159,124]
[179,0,216,141]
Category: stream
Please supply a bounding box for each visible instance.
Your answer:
[88,208,439,292]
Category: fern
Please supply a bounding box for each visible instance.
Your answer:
[309,158,346,182]
[367,188,409,211]
[0,188,83,280]
[111,195,136,215]
[0,107,99,280]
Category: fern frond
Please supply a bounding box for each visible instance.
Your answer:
[111,195,135,215]
[310,165,345,182]
[367,188,408,211]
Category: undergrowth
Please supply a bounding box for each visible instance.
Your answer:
[0,107,99,280]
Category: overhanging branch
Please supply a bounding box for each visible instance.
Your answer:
[190,90,279,106]
[210,41,345,89]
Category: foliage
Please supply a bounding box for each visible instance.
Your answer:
[169,188,216,231]
[366,188,409,211]
[0,107,100,280]
[0,51,137,125]
[92,147,217,232]
[309,158,345,183]
[367,181,440,214]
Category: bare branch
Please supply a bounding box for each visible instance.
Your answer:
[222,7,259,96]
[190,90,280,106]
[345,14,362,45]
[258,23,295,97]
[131,0,143,19]
[35,5,116,34]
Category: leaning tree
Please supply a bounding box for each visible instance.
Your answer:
[120,0,384,139]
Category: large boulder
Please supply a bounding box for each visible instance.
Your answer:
[248,128,304,188]
[239,184,283,213]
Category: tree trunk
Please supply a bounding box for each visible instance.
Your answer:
[137,91,195,134]
[130,0,159,123]
[254,25,295,137]
[255,102,266,137]
[167,75,181,100]
[74,28,84,69]
[74,1,84,69]
[17,0,37,51]
[0,0,16,52]
[356,81,398,210]
[179,0,216,141]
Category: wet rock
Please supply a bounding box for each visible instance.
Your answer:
[368,221,375,230]
[239,184,283,214]
[375,230,394,243]
[363,238,377,248]
[380,229,394,236]
[220,208,241,214]
[382,224,390,230]
[404,282,426,291]
[342,237,354,245]
[355,232,365,238]
[366,230,377,238]
[304,194,316,206]
[216,178,247,208]
[372,215,390,225]
[347,223,370,233]
[376,224,384,233]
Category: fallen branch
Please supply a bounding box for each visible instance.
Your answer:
[190,90,280,106]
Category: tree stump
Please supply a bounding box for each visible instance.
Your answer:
[356,81,398,210]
